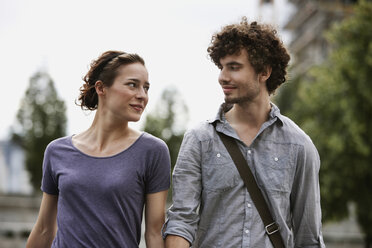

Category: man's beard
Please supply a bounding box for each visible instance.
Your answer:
[224,87,260,104]
[225,95,253,104]
[222,78,261,104]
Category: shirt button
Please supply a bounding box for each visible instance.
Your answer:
[248,150,252,154]
[274,157,278,161]
[245,229,249,234]
[247,203,251,208]
[217,153,221,158]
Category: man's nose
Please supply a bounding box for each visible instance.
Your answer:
[218,69,230,84]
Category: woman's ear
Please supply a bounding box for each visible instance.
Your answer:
[95,81,105,96]
[259,66,272,83]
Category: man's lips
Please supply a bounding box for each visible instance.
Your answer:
[222,85,237,94]
[130,104,144,111]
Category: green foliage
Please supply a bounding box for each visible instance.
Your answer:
[143,87,188,169]
[276,1,372,245]
[12,71,66,191]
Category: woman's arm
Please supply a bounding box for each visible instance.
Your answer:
[145,190,168,248]
[26,192,58,248]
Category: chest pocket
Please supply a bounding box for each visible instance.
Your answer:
[256,141,297,193]
[202,141,241,192]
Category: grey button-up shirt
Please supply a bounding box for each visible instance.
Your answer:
[164,103,325,248]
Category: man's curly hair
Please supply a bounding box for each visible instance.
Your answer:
[207,17,290,95]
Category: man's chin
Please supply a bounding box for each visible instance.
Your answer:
[225,97,243,104]
[225,95,253,104]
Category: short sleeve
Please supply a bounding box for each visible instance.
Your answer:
[41,143,59,195]
[145,139,171,194]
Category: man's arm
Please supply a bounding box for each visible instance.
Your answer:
[26,192,58,248]
[291,141,325,247]
[163,129,203,246]
[145,190,168,248]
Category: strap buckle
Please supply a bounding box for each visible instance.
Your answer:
[265,222,280,235]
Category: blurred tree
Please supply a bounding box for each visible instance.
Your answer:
[274,75,301,116]
[143,87,188,170]
[12,71,67,191]
[276,1,372,246]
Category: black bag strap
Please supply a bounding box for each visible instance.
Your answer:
[214,124,285,248]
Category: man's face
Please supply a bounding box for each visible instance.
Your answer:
[218,49,261,104]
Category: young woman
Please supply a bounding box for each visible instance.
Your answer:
[26,51,171,248]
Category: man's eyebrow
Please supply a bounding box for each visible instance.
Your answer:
[226,61,243,66]
[219,61,243,69]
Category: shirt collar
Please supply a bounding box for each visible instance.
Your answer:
[208,102,284,126]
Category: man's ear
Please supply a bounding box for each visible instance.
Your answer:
[95,81,105,96]
[259,66,272,83]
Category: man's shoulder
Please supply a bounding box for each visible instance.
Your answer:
[278,114,314,146]
[184,120,216,142]
[277,114,320,168]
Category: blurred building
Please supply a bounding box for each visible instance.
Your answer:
[284,0,356,77]
[0,140,35,248]
[0,140,32,195]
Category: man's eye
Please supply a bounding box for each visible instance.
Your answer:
[144,86,150,92]
[128,83,136,87]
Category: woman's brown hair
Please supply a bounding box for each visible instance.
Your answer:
[78,50,145,110]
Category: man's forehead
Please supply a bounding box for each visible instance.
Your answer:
[220,49,249,64]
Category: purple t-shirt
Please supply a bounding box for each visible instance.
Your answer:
[41,132,171,248]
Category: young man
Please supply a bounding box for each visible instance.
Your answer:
[163,18,326,248]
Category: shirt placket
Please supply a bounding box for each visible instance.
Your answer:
[242,147,254,247]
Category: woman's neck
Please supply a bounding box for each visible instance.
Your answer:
[72,111,141,157]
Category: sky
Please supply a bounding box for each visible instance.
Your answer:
[0,0,294,140]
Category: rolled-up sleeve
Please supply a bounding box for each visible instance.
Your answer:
[290,139,326,248]
[163,129,202,244]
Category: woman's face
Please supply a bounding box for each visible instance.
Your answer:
[101,62,149,123]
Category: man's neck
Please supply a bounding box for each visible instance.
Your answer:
[225,98,271,146]
[226,97,271,126]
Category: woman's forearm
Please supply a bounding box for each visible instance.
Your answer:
[145,230,165,248]
[26,224,56,248]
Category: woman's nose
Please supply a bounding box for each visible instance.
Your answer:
[136,87,147,99]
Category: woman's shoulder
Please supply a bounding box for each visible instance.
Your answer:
[141,132,167,147]
[46,135,73,151]
[137,132,170,153]
[42,136,74,160]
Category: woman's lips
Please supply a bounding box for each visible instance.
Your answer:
[130,104,144,111]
